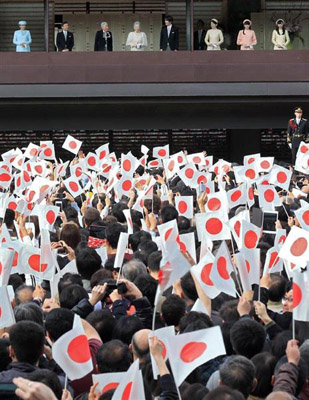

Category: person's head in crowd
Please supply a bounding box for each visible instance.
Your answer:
[8,274,24,292]
[196,19,205,30]
[161,294,186,330]
[274,355,307,397]
[130,329,151,363]
[219,300,239,322]
[160,204,178,224]
[45,308,75,343]
[4,209,15,230]
[130,209,143,229]
[134,273,158,307]
[250,352,277,399]
[129,230,152,252]
[266,393,293,400]
[64,206,79,225]
[147,251,162,280]
[0,338,11,372]
[86,310,116,343]
[14,302,44,327]
[9,321,45,365]
[76,247,102,282]
[300,339,309,366]
[165,15,173,26]
[59,284,89,310]
[122,259,147,282]
[90,268,113,288]
[137,240,158,257]
[58,272,83,294]
[60,222,81,250]
[105,223,126,253]
[28,369,63,400]
[96,340,132,373]
[180,382,208,400]
[230,318,266,359]
[112,202,128,223]
[178,216,191,232]
[84,207,100,228]
[271,330,293,359]
[206,386,245,400]
[219,355,256,399]
[268,274,287,303]
[282,288,293,313]
[14,284,33,306]
[180,273,198,307]
[221,321,235,356]
[179,311,213,333]
[132,250,149,266]
[92,194,106,210]
[104,256,119,280]
[144,195,161,215]
[102,215,118,225]
[113,315,143,346]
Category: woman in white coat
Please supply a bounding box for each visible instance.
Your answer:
[126,21,148,51]
[272,19,290,50]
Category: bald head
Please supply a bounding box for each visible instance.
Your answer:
[266,392,293,400]
[131,329,151,361]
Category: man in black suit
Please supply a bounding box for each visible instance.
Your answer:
[56,22,74,52]
[194,19,206,50]
[160,15,179,51]
[287,107,309,164]
[94,22,113,51]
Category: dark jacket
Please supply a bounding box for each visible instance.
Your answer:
[287,118,309,148]
[94,30,113,51]
[0,362,37,384]
[158,374,179,400]
[71,298,94,319]
[273,362,299,400]
[56,31,74,51]
[160,25,179,51]
[194,29,206,50]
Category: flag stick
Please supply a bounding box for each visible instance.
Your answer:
[176,385,182,400]
[292,311,295,340]
[230,239,243,296]
[152,303,157,332]
[281,203,290,219]
[64,374,68,391]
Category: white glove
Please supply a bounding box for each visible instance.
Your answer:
[288,143,292,149]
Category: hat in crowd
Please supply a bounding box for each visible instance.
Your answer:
[295,107,303,113]
[18,21,27,26]
[243,19,252,25]
[211,19,219,25]
[276,19,285,25]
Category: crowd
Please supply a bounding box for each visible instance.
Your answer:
[13,17,290,52]
[0,133,308,400]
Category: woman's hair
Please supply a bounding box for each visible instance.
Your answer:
[60,221,81,250]
[243,20,252,35]
[134,21,141,28]
[276,20,286,35]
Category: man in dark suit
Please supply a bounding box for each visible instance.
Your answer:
[194,19,206,50]
[287,107,309,164]
[160,15,179,51]
[94,22,113,51]
[56,22,74,52]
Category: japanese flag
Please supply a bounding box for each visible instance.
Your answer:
[187,153,205,166]
[139,154,148,168]
[115,175,134,198]
[95,143,110,160]
[0,168,12,189]
[294,206,309,232]
[121,153,139,176]
[123,209,134,235]
[274,229,287,248]
[71,162,86,180]
[63,177,84,198]
[257,185,281,211]
[296,141,309,159]
[256,173,271,186]
[279,226,309,268]
[0,286,15,329]
[175,196,193,219]
[269,165,292,191]
[132,190,146,213]
[148,326,175,379]
[243,164,259,183]
[153,145,169,159]
[192,172,212,190]
[40,141,56,160]
[293,268,309,322]
[246,184,255,209]
[205,156,213,169]
[0,248,15,287]
[38,205,60,231]
[52,314,93,381]
[112,360,145,400]
[24,142,40,159]
[148,159,163,169]
[178,163,198,187]
[157,219,179,254]
[178,232,196,263]
[166,326,226,387]
[7,195,18,212]
[114,232,129,272]
[263,246,283,276]
[92,372,125,396]
[191,252,221,299]
[238,248,260,287]
[227,184,246,209]
[257,157,274,173]
[141,145,149,155]
[85,152,99,171]
[239,219,261,250]
[205,191,228,218]
[228,210,250,249]
[196,213,231,242]
[209,241,236,297]
[244,153,260,166]
[55,161,69,179]
[62,135,82,155]
[163,158,180,180]
[171,151,187,167]
[30,161,46,177]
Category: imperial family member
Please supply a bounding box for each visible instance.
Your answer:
[287,107,309,165]
[205,19,224,50]
[126,22,148,51]
[237,19,257,50]
[272,19,290,50]
[13,21,32,52]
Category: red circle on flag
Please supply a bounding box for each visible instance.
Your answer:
[300,145,308,154]
[46,210,56,225]
[103,165,111,174]
[268,251,279,269]
[8,202,17,211]
[158,149,166,157]
[0,307,2,319]
[0,173,11,182]
[69,182,79,192]
[28,191,36,202]
[231,190,242,202]
[178,156,183,163]
[122,180,132,191]
[75,167,82,178]
[245,260,251,273]
[277,172,287,184]
[234,221,241,237]
[244,230,258,249]
[206,218,222,235]
[245,169,255,179]
[123,160,132,172]
[88,156,96,167]
[180,342,207,363]
[261,180,269,185]
[302,211,309,225]
[248,157,255,164]
[0,262,2,276]
[279,235,286,244]
[168,160,175,171]
[151,161,159,167]
[69,140,77,150]
[290,238,308,257]
[23,171,30,183]
[193,156,201,164]
[28,254,40,272]
[201,263,214,286]
[100,150,106,159]
[248,187,254,200]
[121,382,133,400]
[178,239,186,252]
[178,201,188,214]
[197,175,207,184]
[67,334,91,363]
[207,198,221,211]
[102,383,119,394]
[264,189,274,202]
[40,185,50,195]
[185,168,194,179]
[164,228,173,241]
[35,165,43,174]
[260,160,270,169]
[293,282,302,308]
[44,148,52,157]
[217,257,229,280]
[158,339,167,359]
[29,148,38,157]
[214,166,219,175]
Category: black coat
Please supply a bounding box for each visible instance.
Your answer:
[194,29,206,50]
[56,31,74,51]
[160,25,179,51]
[287,118,309,148]
[94,30,113,51]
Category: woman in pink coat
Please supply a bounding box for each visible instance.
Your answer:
[237,19,257,50]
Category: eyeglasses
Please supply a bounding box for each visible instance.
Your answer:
[282,296,293,304]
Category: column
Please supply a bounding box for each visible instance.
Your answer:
[44,0,49,52]
[186,0,194,50]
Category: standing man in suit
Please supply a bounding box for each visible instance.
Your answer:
[287,107,309,165]
[194,19,206,50]
[56,22,74,52]
[94,22,113,51]
[160,15,179,51]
